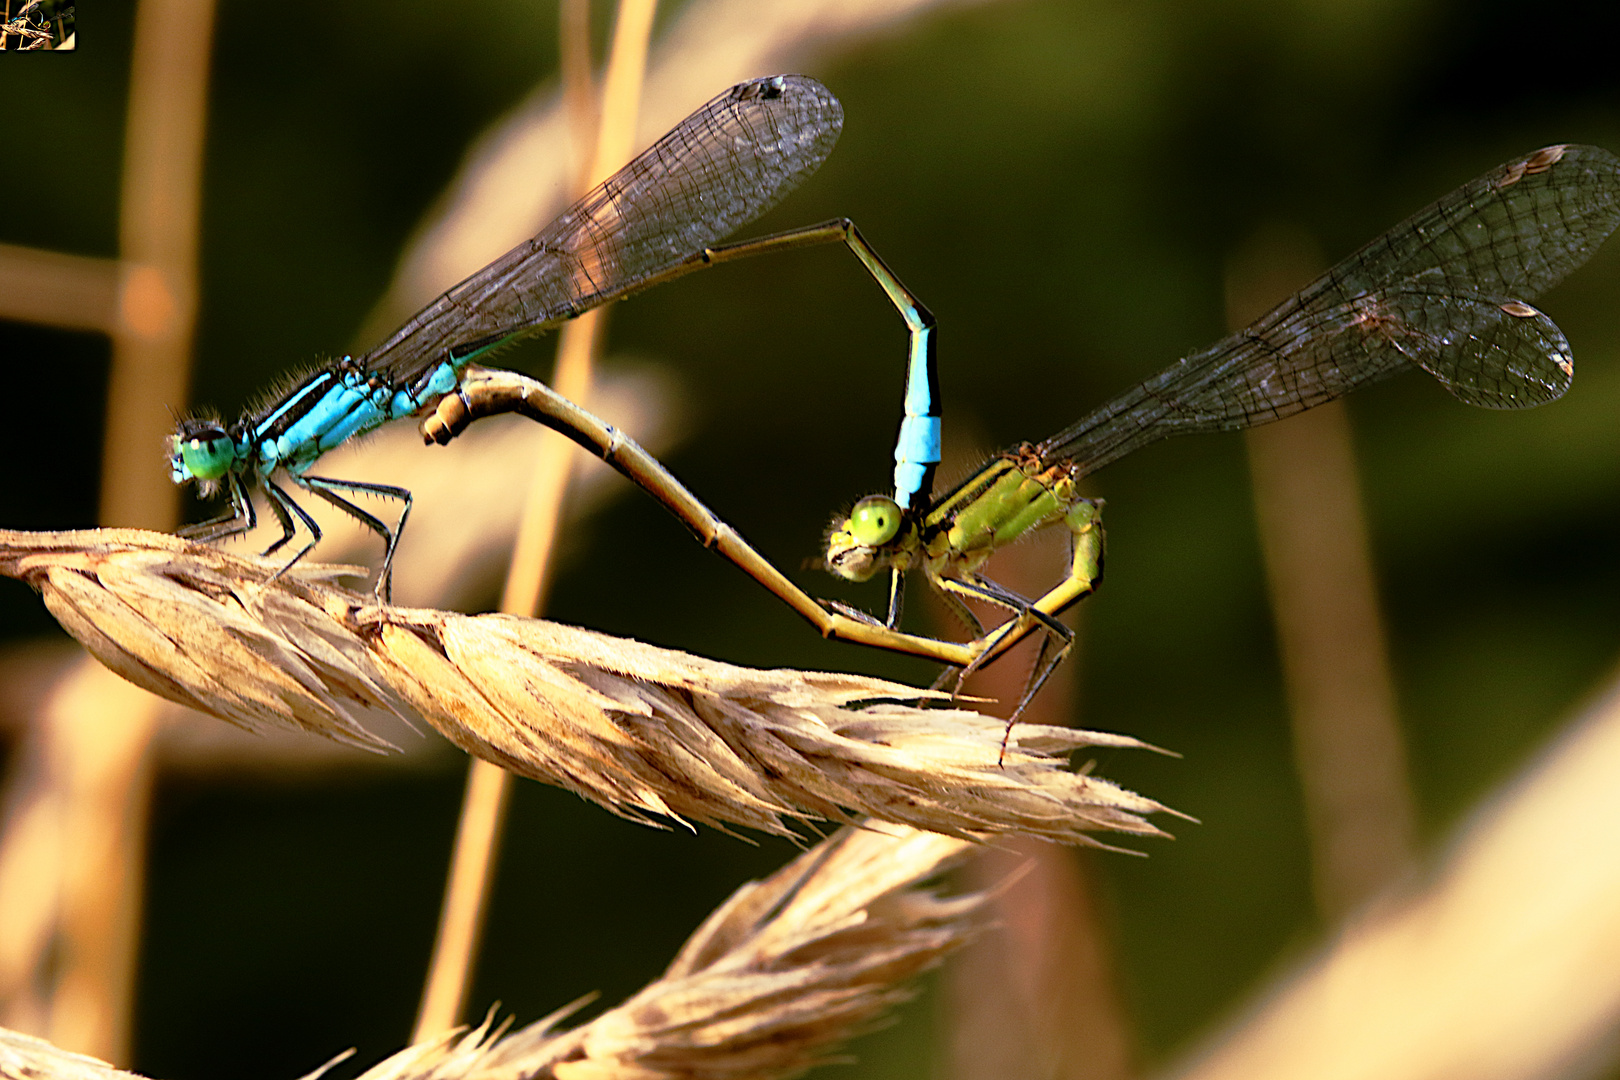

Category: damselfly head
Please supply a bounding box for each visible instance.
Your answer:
[824,495,905,582]
[168,415,237,491]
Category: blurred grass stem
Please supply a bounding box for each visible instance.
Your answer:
[1228,225,1416,922]
[0,244,120,333]
[1173,657,1620,1080]
[412,0,659,1043]
[940,501,1136,1080]
[0,0,217,1062]
[106,0,215,533]
[559,0,599,188]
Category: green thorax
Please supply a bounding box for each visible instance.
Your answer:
[921,447,1083,574]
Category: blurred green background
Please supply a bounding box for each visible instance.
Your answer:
[2,0,1618,1076]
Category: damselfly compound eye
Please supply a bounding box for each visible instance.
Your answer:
[847,495,902,547]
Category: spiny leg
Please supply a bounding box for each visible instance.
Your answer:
[970,505,1105,761]
[929,571,1077,764]
[929,574,990,640]
[820,565,910,636]
[823,599,889,628]
[951,575,1072,673]
[258,478,301,557]
[179,472,258,543]
[297,473,412,602]
[968,500,1105,676]
[916,573,994,703]
[962,582,1071,765]
[994,630,1077,763]
[993,524,1102,726]
[261,477,321,577]
[1015,629,1076,715]
[935,572,1073,685]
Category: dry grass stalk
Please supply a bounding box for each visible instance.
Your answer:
[0,243,121,333]
[16,0,217,1059]
[1227,227,1416,924]
[0,529,404,753]
[367,824,984,1080]
[0,1025,143,1079]
[0,824,985,1080]
[1170,660,1620,1080]
[409,0,662,1042]
[0,528,1175,846]
[942,528,1137,1080]
[0,663,161,1057]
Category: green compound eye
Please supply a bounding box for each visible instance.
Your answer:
[179,433,236,481]
[847,495,902,547]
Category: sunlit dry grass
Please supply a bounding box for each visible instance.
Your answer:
[376,826,983,1080]
[0,1026,142,1079]
[0,528,1175,846]
[1,823,986,1080]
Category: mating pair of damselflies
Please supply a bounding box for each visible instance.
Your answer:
[171,73,1620,714]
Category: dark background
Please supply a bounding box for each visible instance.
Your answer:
[2,0,1618,1076]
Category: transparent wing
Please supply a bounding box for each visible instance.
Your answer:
[1038,143,1620,473]
[360,74,843,380]
[1391,290,1571,408]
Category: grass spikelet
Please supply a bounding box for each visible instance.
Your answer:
[0,528,1177,845]
[0,528,402,751]
[0,1025,143,1079]
[370,824,984,1080]
[0,825,985,1080]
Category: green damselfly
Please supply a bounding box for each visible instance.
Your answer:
[434,142,1620,717]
